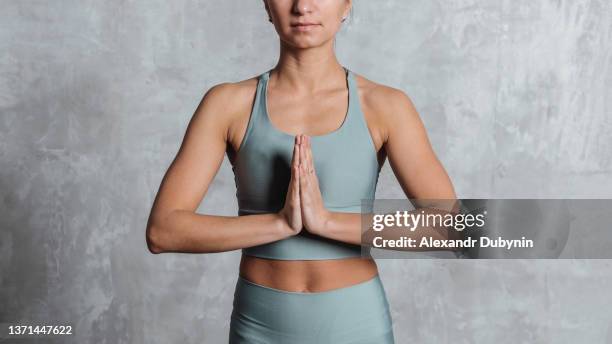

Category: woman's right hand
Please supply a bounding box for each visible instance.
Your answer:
[278,135,303,236]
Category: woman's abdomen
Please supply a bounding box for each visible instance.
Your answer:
[239,254,379,292]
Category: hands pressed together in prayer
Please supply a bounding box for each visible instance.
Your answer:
[278,134,331,237]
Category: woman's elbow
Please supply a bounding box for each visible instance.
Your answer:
[146,224,165,254]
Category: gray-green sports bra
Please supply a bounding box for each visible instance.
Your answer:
[231,66,381,260]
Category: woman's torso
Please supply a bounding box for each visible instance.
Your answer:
[227,67,387,292]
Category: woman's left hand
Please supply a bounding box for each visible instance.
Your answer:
[298,134,331,235]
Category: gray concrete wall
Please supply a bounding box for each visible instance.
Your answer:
[1,0,611,343]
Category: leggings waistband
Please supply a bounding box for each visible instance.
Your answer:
[230,273,395,343]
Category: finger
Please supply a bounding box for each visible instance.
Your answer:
[290,135,298,167]
[289,146,296,195]
[300,134,307,175]
[301,135,310,174]
[299,147,309,188]
[292,162,300,202]
[293,135,300,173]
[293,135,299,176]
[295,140,302,181]
[306,136,313,173]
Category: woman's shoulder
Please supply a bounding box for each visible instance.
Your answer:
[193,72,268,149]
[201,73,260,108]
[352,71,421,134]
[352,71,415,113]
[194,72,264,124]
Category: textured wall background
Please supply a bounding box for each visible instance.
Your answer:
[1,0,611,343]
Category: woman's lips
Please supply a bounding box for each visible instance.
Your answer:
[291,23,320,32]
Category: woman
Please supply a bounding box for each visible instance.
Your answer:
[146,0,456,342]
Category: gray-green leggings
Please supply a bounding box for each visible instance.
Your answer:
[229,274,395,343]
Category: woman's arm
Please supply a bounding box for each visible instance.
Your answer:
[382,88,456,200]
[145,82,294,254]
[302,86,458,248]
